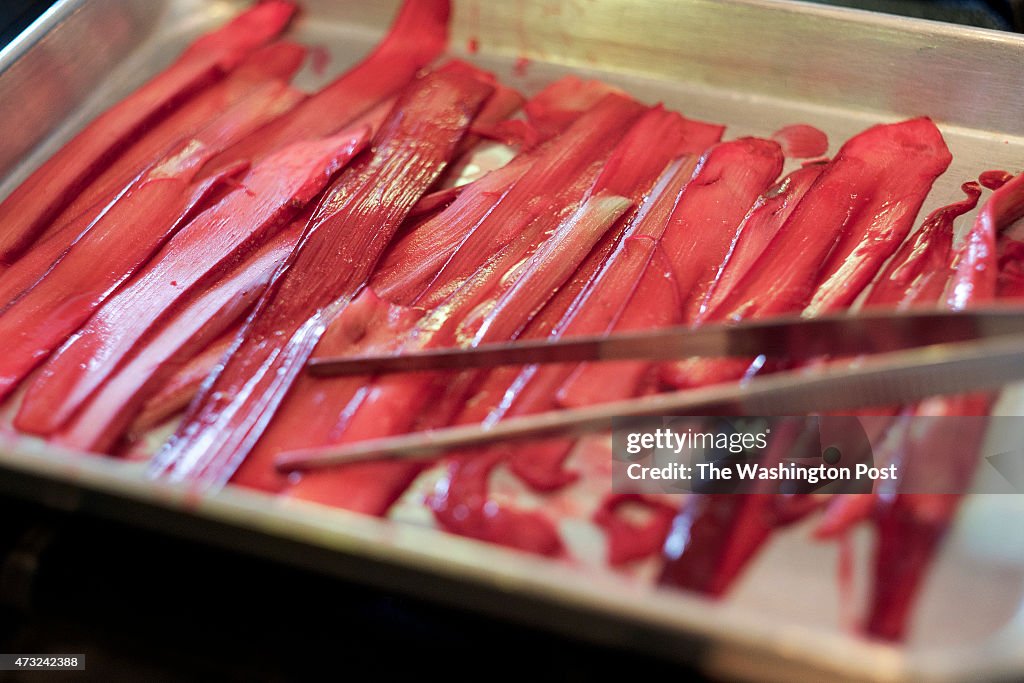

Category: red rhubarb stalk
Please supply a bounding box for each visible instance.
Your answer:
[813,183,985,542]
[131,332,238,436]
[659,419,817,594]
[658,120,954,600]
[0,1,296,262]
[558,137,784,407]
[16,130,369,438]
[864,173,1024,641]
[426,115,722,549]
[230,289,426,493]
[230,96,653,496]
[593,495,678,566]
[198,0,450,176]
[706,118,952,321]
[700,163,828,316]
[0,81,303,312]
[51,227,302,453]
[862,182,982,308]
[412,95,647,308]
[53,41,308,231]
[152,68,494,486]
[372,88,659,305]
[948,171,1024,309]
[0,136,254,401]
[660,119,953,391]
[283,193,631,513]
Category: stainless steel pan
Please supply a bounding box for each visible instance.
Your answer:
[1,2,1023,681]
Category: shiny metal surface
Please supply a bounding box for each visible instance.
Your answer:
[1,2,1023,682]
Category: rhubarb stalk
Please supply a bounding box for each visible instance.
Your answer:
[0,1,296,262]
[16,130,369,440]
[152,68,493,486]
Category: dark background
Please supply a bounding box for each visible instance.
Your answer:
[0,1,1021,681]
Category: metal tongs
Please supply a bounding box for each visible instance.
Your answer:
[276,307,1024,472]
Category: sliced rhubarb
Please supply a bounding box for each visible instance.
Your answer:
[51,227,302,453]
[231,289,426,493]
[16,130,368,438]
[523,76,623,139]
[370,153,537,305]
[0,1,296,262]
[659,419,820,594]
[813,186,984,542]
[53,41,308,231]
[948,171,1024,308]
[429,450,564,556]
[152,68,493,486]
[412,95,647,308]
[198,0,450,175]
[558,138,783,407]
[469,160,696,431]
[700,163,827,316]
[771,124,828,159]
[864,174,1024,641]
[707,118,952,321]
[863,182,982,308]
[231,99,653,497]
[659,164,826,390]
[0,81,303,313]
[0,135,252,401]
[423,117,720,543]
[131,331,237,436]
[658,122,953,601]
[283,194,631,512]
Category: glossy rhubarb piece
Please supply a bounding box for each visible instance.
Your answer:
[813,186,984,541]
[230,96,652,497]
[52,228,302,453]
[152,68,494,486]
[409,94,647,309]
[862,182,982,308]
[700,163,827,316]
[864,174,1024,641]
[707,118,952,321]
[435,162,694,436]
[0,136,252,402]
[198,0,450,175]
[372,87,664,305]
[231,289,426,493]
[429,450,564,556]
[425,117,722,545]
[53,41,308,231]
[0,81,303,312]
[558,137,784,407]
[16,130,368,439]
[948,171,1024,309]
[131,332,237,436]
[430,108,716,425]
[658,123,952,600]
[593,494,677,566]
[866,396,989,641]
[284,193,631,512]
[659,419,820,594]
[523,76,623,139]
[0,1,296,262]
[998,239,1024,298]
[659,164,826,390]
[771,124,829,159]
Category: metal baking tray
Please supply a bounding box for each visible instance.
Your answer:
[2,1,1024,680]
